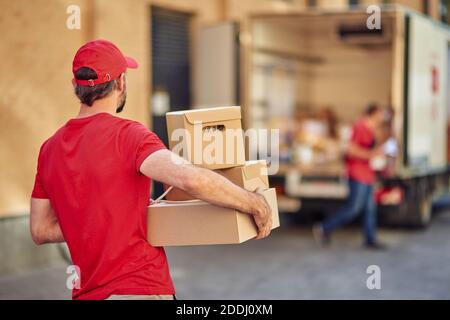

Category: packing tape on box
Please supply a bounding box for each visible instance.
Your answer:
[154,186,174,203]
[152,186,200,204]
[159,200,202,204]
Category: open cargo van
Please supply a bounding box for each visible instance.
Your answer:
[245,6,450,228]
[196,6,450,228]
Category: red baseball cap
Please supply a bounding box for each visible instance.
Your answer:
[73,39,138,86]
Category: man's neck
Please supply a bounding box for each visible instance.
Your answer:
[77,96,117,118]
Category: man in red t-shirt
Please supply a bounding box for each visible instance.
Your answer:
[30,40,272,300]
[313,104,385,249]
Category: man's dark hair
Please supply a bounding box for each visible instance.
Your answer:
[74,67,117,106]
[365,103,381,116]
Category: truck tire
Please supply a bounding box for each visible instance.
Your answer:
[393,178,433,229]
[410,195,432,228]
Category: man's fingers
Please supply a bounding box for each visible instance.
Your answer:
[253,197,273,240]
[255,221,266,239]
[262,227,270,239]
[265,223,271,236]
[256,229,265,240]
[255,220,272,240]
[266,221,272,233]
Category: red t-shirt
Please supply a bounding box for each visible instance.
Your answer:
[31,112,174,300]
[346,119,376,184]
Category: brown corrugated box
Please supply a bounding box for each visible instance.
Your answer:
[220,160,269,191]
[166,160,269,201]
[148,188,279,246]
[166,106,245,170]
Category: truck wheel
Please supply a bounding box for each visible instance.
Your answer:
[408,195,432,229]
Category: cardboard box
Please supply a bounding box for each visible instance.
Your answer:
[148,188,280,246]
[166,106,245,170]
[166,160,270,201]
[220,160,269,191]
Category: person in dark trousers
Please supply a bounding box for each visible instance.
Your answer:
[313,104,386,249]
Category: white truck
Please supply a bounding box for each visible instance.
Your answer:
[195,6,450,228]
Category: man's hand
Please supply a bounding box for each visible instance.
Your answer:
[247,191,272,239]
[140,149,273,239]
[348,142,384,161]
[369,146,384,159]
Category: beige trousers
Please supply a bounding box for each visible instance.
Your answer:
[106,294,174,300]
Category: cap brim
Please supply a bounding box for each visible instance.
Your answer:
[125,56,139,69]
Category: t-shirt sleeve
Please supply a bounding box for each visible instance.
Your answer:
[31,171,48,199]
[31,143,49,199]
[135,131,167,172]
[124,122,167,173]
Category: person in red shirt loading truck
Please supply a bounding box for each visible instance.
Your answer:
[313,104,386,250]
[29,40,272,300]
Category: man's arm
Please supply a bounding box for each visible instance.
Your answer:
[347,142,382,160]
[30,198,64,245]
[140,149,272,239]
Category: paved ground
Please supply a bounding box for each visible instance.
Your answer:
[1,210,450,300]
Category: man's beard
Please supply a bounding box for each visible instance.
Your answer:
[116,91,127,113]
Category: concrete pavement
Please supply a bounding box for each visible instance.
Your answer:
[1,210,450,299]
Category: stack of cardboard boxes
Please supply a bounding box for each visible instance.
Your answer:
[147,106,279,246]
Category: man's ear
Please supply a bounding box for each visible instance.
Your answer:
[116,73,126,92]
[71,78,77,89]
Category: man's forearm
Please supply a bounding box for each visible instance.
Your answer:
[30,199,65,245]
[32,219,65,245]
[139,150,260,215]
[347,143,373,160]
[181,166,256,214]
[41,220,65,244]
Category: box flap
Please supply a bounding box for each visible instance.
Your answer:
[236,212,258,243]
[262,188,280,229]
[182,106,242,125]
[242,160,268,181]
